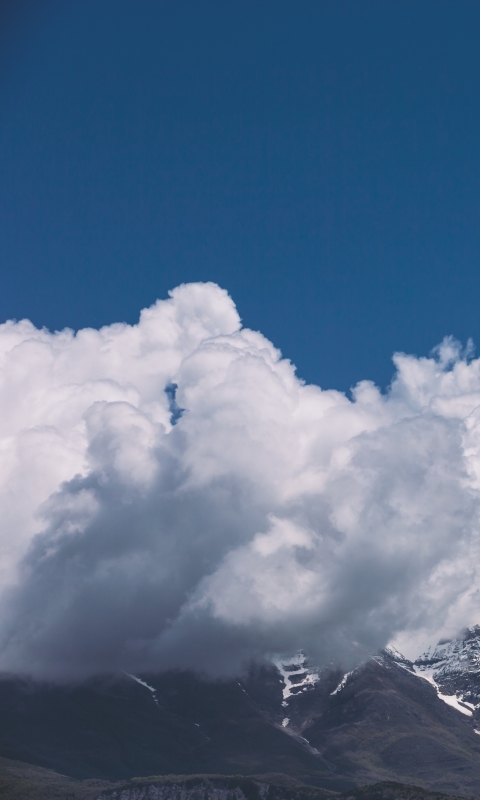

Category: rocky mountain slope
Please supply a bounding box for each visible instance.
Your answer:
[0,670,348,792]
[2,628,480,796]
[413,626,480,724]
[275,648,480,797]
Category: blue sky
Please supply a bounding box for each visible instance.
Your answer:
[1,0,480,391]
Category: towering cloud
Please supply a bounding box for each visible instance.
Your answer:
[0,282,478,680]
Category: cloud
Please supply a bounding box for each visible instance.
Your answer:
[0,284,478,680]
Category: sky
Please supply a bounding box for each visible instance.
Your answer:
[1,1,480,680]
[1,0,480,392]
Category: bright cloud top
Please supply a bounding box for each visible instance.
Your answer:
[0,282,479,680]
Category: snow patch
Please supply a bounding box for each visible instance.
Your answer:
[412,666,472,716]
[385,645,408,661]
[274,653,319,702]
[331,671,353,696]
[124,672,159,706]
[125,673,156,692]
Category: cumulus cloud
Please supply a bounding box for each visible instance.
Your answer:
[0,281,479,680]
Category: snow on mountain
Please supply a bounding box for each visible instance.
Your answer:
[374,643,473,717]
[381,645,415,670]
[330,671,354,696]
[274,629,480,728]
[415,625,480,680]
[413,625,480,712]
[411,665,474,716]
[273,654,320,707]
[125,672,159,706]
[125,673,156,693]
[375,626,480,722]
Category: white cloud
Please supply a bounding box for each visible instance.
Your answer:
[0,284,478,679]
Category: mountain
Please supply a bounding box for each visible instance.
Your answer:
[414,625,480,724]
[2,629,480,796]
[0,670,350,792]
[274,647,480,797]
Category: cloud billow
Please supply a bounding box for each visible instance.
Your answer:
[0,282,478,680]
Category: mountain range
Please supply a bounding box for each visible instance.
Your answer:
[3,627,480,798]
